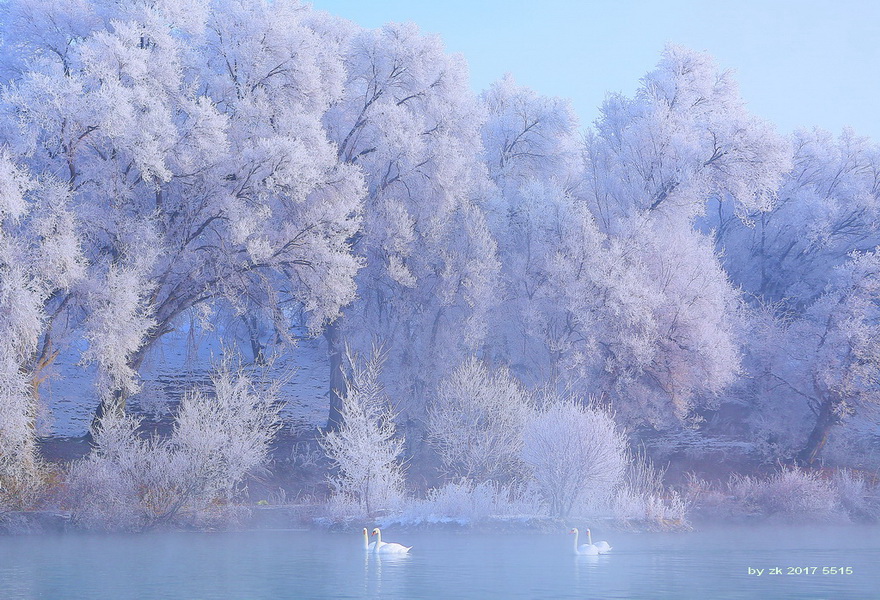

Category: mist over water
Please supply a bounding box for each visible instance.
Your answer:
[1,525,877,599]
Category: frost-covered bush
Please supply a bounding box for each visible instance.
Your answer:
[614,489,688,530]
[320,347,406,517]
[435,481,499,520]
[521,399,625,518]
[728,467,837,520]
[833,469,869,521]
[832,469,880,522]
[682,472,728,514]
[611,449,689,529]
[417,480,498,522]
[428,358,531,484]
[394,479,542,525]
[428,358,530,482]
[646,491,688,526]
[622,448,666,499]
[171,363,282,503]
[67,362,281,531]
[424,480,540,521]
[66,415,148,530]
[0,363,45,513]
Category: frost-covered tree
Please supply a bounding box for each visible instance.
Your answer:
[320,347,405,517]
[587,44,791,227]
[320,21,499,427]
[481,178,742,427]
[0,152,84,507]
[713,129,880,463]
[551,45,791,427]
[0,0,364,422]
[428,357,530,483]
[477,48,788,429]
[479,77,581,385]
[715,128,880,307]
[481,74,580,189]
[548,213,743,426]
[521,398,626,518]
[782,251,880,465]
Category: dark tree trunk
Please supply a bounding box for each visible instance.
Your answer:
[796,397,839,466]
[245,314,265,365]
[325,320,347,431]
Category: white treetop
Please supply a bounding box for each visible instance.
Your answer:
[1,0,365,411]
[322,21,499,417]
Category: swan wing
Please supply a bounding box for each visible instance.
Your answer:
[378,542,411,554]
[575,543,599,555]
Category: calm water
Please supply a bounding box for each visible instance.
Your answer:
[1,525,878,599]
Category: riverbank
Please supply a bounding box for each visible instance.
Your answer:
[1,504,689,536]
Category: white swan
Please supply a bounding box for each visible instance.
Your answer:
[569,528,599,555]
[362,528,377,551]
[586,528,612,554]
[371,528,411,554]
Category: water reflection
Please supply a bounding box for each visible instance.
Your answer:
[575,554,600,566]
[362,542,412,598]
[570,555,594,598]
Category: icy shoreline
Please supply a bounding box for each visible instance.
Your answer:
[0,506,686,536]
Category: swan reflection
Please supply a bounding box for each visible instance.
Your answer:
[363,537,411,598]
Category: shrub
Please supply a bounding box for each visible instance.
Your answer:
[622,447,665,498]
[521,398,625,518]
[66,360,281,530]
[171,363,281,503]
[728,467,837,520]
[428,358,530,484]
[612,449,689,529]
[681,471,728,513]
[0,360,45,512]
[65,415,148,531]
[833,469,880,522]
[395,479,543,524]
[420,480,499,522]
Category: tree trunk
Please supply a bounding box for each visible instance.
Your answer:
[796,397,839,466]
[244,314,266,365]
[88,345,150,437]
[325,320,346,431]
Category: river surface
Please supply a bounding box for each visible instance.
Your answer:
[1,525,877,599]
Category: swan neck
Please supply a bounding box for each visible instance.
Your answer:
[587,530,592,545]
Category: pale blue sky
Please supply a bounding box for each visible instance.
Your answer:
[310,0,880,141]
